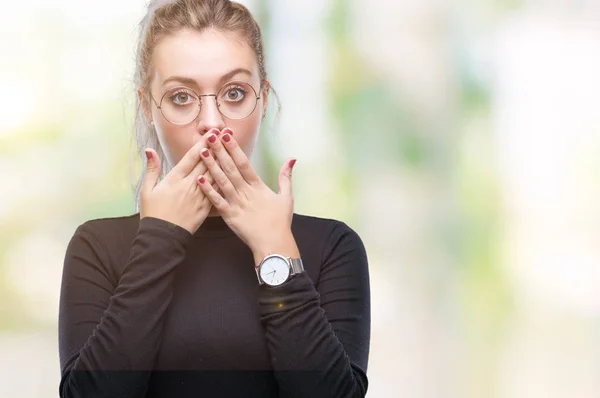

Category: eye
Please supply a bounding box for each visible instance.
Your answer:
[222,86,247,102]
[168,89,196,106]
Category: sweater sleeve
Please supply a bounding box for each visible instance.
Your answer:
[258,221,371,398]
[58,216,192,398]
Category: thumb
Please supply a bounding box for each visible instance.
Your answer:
[277,158,296,196]
[141,149,161,194]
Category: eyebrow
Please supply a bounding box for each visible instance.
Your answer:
[162,68,253,88]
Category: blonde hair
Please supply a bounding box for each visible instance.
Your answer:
[130,0,269,212]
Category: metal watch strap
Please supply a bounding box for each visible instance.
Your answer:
[289,257,304,275]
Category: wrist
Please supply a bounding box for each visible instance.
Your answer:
[252,233,300,266]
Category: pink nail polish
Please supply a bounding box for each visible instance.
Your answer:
[202,149,210,158]
[289,159,297,168]
[223,134,231,143]
[208,135,217,144]
[199,176,206,184]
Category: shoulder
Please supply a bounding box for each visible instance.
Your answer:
[65,213,142,284]
[291,212,353,233]
[291,212,367,269]
[291,213,369,291]
[68,213,141,265]
[74,213,140,243]
[291,212,364,246]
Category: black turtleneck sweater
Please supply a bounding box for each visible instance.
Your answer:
[58,212,370,397]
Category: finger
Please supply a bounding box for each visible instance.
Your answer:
[172,128,220,178]
[219,129,260,185]
[200,147,238,202]
[187,150,216,187]
[277,158,296,197]
[197,174,230,213]
[207,129,246,190]
[141,149,161,195]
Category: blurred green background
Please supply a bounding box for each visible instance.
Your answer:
[1,0,600,397]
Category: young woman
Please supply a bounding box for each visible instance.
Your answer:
[58,1,371,396]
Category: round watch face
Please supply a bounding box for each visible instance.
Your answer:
[259,256,291,286]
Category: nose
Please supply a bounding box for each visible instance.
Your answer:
[196,95,226,135]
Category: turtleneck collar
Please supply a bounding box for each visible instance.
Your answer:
[193,214,235,238]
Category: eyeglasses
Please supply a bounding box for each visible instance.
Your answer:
[150,81,261,125]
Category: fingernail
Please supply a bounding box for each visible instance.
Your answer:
[208,135,217,144]
[212,129,220,136]
[199,176,206,184]
[289,159,297,168]
[202,149,210,158]
[222,133,231,143]
[222,127,233,136]
[145,150,151,160]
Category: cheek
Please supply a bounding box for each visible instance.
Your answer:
[154,123,196,166]
[226,115,261,155]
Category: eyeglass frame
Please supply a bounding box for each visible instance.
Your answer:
[148,80,263,125]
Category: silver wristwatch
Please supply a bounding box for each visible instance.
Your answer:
[255,254,304,286]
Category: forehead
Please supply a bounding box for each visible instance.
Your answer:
[151,28,258,89]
